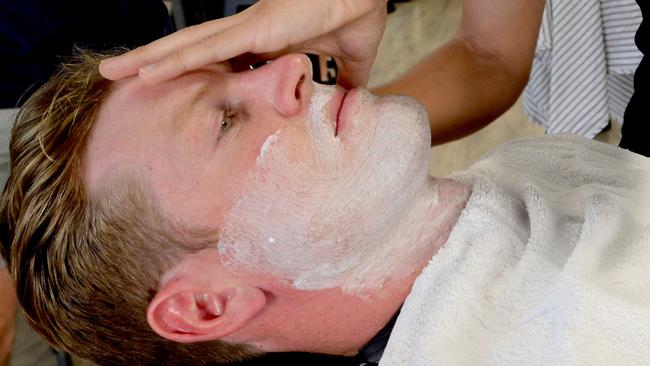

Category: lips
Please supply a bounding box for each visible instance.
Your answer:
[334,94,345,137]
[329,87,355,137]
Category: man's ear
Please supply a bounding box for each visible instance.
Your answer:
[147,272,267,343]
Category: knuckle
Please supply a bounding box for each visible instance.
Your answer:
[171,50,192,73]
[131,45,147,56]
[196,36,214,51]
[199,35,224,62]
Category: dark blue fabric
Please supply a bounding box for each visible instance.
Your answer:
[0,0,170,108]
[358,308,400,364]
[620,0,649,156]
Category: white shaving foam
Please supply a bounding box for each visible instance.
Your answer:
[257,131,280,165]
[218,82,467,294]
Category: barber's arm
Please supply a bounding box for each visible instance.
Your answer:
[0,267,17,366]
[374,0,545,145]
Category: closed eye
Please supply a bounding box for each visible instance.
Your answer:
[218,107,236,139]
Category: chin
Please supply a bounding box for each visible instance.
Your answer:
[373,93,432,165]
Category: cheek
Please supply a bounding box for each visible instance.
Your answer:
[216,97,432,289]
[216,130,346,280]
[216,130,409,286]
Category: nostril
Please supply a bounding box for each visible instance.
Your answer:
[295,74,306,100]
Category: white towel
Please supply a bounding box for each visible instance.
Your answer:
[381,135,650,365]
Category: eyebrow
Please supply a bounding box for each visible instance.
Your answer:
[169,63,232,137]
[188,82,212,109]
[180,63,232,113]
[171,81,213,138]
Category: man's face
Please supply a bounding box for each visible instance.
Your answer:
[86,54,432,292]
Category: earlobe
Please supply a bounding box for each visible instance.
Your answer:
[147,283,267,343]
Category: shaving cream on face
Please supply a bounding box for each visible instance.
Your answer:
[257,132,279,164]
[218,83,467,294]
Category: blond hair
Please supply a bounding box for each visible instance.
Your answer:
[0,50,256,365]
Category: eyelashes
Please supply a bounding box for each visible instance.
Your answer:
[220,109,234,132]
[218,107,237,138]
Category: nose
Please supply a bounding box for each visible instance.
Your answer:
[244,54,313,117]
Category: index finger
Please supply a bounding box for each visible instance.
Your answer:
[99,14,244,80]
[137,22,262,83]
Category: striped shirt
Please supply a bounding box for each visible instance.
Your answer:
[524,0,643,138]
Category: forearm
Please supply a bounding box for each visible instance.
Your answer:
[373,37,531,145]
[0,268,17,366]
[374,0,545,145]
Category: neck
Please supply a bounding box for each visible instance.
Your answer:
[340,177,471,294]
[237,177,470,355]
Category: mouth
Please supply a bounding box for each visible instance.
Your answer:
[335,92,349,137]
[330,87,352,137]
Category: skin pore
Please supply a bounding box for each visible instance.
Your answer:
[84,54,470,354]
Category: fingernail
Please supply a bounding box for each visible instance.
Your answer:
[139,63,157,75]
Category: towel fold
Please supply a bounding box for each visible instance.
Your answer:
[381,135,650,365]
